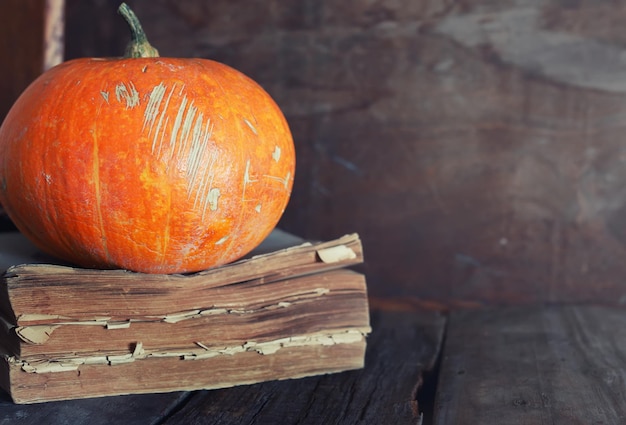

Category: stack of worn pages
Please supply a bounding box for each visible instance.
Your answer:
[0,229,370,403]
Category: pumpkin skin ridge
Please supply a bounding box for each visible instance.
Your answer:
[0,56,295,274]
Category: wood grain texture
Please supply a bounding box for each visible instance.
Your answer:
[43,0,64,71]
[435,306,626,424]
[64,1,626,304]
[159,308,445,425]
[0,0,63,124]
[0,0,45,123]
[0,390,188,425]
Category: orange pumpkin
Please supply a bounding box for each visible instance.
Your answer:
[0,4,295,274]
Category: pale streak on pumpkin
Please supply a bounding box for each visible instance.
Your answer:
[272,145,281,162]
[264,171,292,190]
[141,83,220,219]
[91,135,110,262]
[215,235,230,246]
[242,117,258,135]
[100,91,110,104]
[174,98,220,217]
[115,81,140,109]
[143,82,167,135]
[192,137,219,220]
[241,159,257,203]
[152,85,176,155]
[168,95,188,164]
[188,123,213,182]
[206,188,221,214]
[177,100,198,159]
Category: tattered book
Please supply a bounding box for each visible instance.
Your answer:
[0,230,370,403]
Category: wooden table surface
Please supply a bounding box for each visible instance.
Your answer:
[4,303,626,424]
[434,305,626,425]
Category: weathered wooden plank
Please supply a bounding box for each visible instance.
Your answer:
[0,391,189,424]
[64,0,626,305]
[0,0,64,123]
[0,0,45,123]
[434,306,626,424]
[160,307,446,425]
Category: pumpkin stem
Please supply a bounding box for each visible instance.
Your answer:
[118,3,160,58]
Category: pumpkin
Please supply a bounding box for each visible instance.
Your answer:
[0,4,295,274]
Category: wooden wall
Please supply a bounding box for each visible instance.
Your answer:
[0,0,64,121]
[0,0,46,123]
[58,1,626,305]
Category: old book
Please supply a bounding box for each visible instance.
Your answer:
[0,230,370,404]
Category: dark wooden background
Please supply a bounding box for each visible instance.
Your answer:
[6,0,626,307]
[0,1,46,121]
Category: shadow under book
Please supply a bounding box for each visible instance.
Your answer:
[0,230,370,404]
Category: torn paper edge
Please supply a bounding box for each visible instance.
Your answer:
[11,327,372,374]
[317,245,357,264]
[13,289,331,343]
